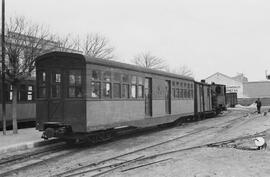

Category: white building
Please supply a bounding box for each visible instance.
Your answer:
[205,72,245,98]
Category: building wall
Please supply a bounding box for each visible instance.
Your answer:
[205,73,244,98]
[243,81,270,98]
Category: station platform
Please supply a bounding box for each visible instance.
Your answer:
[0,128,48,154]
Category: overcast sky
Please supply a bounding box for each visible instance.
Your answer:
[6,0,270,81]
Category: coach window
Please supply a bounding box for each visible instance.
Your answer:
[179,82,183,99]
[19,84,27,101]
[113,73,121,98]
[183,83,187,99]
[187,83,190,98]
[37,71,46,98]
[8,85,13,101]
[131,76,137,98]
[176,88,179,98]
[91,70,101,98]
[172,81,175,98]
[121,74,129,98]
[102,83,111,98]
[102,71,111,98]
[137,77,144,98]
[103,71,111,81]
[68,70,82,98]
[28,85,34,101]
[51,72,61,98]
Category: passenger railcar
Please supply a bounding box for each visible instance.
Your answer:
[0,79,36,130]
[36,52,220,140]
[36,52,201,139]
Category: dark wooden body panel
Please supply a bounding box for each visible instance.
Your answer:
[36,52,87,132]
[194,82,213,116]
[226,92,238,107]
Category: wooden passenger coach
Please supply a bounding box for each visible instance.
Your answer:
[36,52,214,139]
[0,79,36,130]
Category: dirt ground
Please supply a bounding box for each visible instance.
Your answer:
[5,105,270,177]
[108,106,270,177]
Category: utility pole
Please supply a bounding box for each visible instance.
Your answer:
[2,0,6,135]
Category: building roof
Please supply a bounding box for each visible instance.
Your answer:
[205,72,242,83]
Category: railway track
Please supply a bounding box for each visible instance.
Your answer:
[0,142,84,177]
[54,112,255,177]
[56,128,269,177]
[0,110,253,177]
[0,142,66,165]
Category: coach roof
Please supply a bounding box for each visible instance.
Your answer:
[37,51,194,81]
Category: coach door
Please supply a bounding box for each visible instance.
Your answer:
[145,78,152,117]
[48,70,63,122]
[165,80,171,114]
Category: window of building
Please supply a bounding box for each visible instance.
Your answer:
[68,70,82,98]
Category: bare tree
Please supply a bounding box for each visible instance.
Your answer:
[4,16,53,134]
[53,34,81,53]
[170,65,194,77]
[132,52,167,70]
[80,33,114,60]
